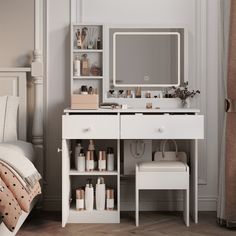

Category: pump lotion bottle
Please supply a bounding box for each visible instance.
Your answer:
[85,179,94,211]
[96,177,106,211]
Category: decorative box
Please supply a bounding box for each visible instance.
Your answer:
[71,94,99,110]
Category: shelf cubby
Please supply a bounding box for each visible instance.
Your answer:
[71,23,104,96]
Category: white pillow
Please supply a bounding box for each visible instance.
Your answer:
[0,96,20,142]
[0,96,7,142]
[0,141,34,163]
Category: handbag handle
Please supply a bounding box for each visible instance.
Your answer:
[161,139,178,158]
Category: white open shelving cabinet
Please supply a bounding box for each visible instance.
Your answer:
[62,112,120,226]
[71,23,104,99]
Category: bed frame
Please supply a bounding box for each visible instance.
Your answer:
[0,66,43,235]
[0,68,29,141]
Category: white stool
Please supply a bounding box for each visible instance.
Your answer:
[135,140,189,227]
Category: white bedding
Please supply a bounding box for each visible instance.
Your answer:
[0,141,41,189]
[0,196,39,236]
[0,141,41,236]
[0,140,35,162]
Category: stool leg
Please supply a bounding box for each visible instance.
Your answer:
[184,189,189,227]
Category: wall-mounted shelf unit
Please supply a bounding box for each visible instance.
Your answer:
[71,23,104,100]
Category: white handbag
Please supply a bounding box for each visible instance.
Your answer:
[154,139,188,163]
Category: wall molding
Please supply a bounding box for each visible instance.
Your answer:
[43,196,217,212]
[195,0,208,185]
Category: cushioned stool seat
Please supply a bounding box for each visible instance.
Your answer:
[135,140,189,227]
[139,161,188,172]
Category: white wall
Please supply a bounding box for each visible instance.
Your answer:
[44,0,219,211]
[0,0,34,67]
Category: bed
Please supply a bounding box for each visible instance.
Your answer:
[0,68,42,236]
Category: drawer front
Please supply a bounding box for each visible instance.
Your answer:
[63,115,119,139]
[121,114,204,139]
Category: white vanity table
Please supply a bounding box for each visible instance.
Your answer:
[62,108,204,226]
[62,23,204,227]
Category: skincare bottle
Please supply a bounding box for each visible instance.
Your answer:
[98,151,106,171]
[135,87,141,98]
[76,189,85,211]
[106,189,114,210]
[75,140,82,160]
[107,147,115,171]
[96,177,106,210]
[74,56,81,77]
[88,140,97,170]
[75,149,86,172]
[85,179,94,211]
[86,151,94,171]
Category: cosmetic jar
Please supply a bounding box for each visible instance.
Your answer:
[106,189,114,210]
[146,102,152,109]
[76,189,85,211]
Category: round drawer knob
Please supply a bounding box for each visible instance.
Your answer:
[83,127,91,132]
[158,127,165,133]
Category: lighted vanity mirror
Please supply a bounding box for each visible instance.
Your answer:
[110,28,184,88]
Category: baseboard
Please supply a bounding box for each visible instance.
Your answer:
[42,196,62,211]
[42,196,217,212]
[121,196,217,211]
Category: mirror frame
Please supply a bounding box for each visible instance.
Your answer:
[103,24,188,102]
[113,31,181,88]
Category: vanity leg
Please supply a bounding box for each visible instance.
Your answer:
[190,139,198,223]
[135,165,139,227]
[184,189,190,226]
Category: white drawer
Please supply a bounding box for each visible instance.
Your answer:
[121,114,204,139]
[63,115,119,139]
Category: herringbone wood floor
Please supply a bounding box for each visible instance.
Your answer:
[18,211,235,236]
